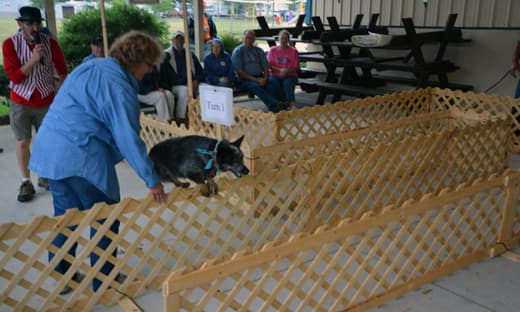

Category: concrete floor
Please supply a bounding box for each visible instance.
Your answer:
[1,91,519,311]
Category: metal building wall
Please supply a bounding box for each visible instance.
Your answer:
[312,0,520,28]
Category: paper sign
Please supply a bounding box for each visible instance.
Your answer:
[199,85,234,126]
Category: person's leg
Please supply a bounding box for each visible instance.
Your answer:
[266,77,284,102]
[48,178,83,275]
[66,176,119,291]
[10,101,32,180]
[238,80,280,112]
[163,90,176,121]
[16,139,31,180]
[171,85,189,119]
[33,105,50,189]
[138,91,170,121]
[282,77,298,107]
[137,91,167,120]
[10,101,37,201]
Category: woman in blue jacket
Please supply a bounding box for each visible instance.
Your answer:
[203,38,234,87]
[29,31,168,293]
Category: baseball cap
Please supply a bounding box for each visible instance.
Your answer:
[91,34,103,45]
[171,31,185,39]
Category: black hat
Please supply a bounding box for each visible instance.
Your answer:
[16,6,45,22]
[91,34,103,45]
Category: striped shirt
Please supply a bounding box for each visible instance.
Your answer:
[2,31,67,107]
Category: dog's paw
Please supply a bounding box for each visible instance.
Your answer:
[199,184,211,197]
[207,179,218,195]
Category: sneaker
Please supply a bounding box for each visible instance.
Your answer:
[37,177,49,190]
[17,181,35,202]
[60,272,85,295]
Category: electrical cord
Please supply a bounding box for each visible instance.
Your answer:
[484,68,515,93]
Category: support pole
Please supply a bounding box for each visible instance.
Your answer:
[99,0,109,56]
[43,0,57,38]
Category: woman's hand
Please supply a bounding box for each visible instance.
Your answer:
[149,182,167,203]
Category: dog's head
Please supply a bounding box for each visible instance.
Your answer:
[217,135,250,177]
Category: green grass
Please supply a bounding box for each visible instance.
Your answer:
[0,97,8,116]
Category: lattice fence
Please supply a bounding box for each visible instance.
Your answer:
[163,171,520,311]
[1,114,515,311]
[431,88,520,152]
[141,88,520,164]
[1,88,518,311]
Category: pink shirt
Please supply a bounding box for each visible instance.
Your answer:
[268,45,300,78]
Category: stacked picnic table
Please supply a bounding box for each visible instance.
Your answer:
[254,13,473,105]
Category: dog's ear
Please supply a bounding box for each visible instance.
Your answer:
[232,135,245,148]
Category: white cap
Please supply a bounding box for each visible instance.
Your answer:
[171,31,185,39]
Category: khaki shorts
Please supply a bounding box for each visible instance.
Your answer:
[9,100,49,140]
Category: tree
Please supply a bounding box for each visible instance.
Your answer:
[59,3,169,68]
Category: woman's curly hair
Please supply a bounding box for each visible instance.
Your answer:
[109,30,163,73]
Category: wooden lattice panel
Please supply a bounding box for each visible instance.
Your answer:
[0,165,316,311]
[142,88,519,156]
[274,89,432,143]
[143,89,434,151]
[164,172,520,311]
[140,113,194,150]
[297,122,510,231]
[431,88,520,152]
[250,112,450,174]
[0,137,517,311]
[2,89,517,311]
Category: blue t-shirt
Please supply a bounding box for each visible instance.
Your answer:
[29,57,160,201]
[231,44,268,78]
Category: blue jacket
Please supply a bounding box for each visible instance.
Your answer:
[138,66,159,95]
[29,57,160,201]
[203,39,234,85]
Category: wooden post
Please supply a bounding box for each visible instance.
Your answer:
[182,0,193,99]
[163,290,180,312]
[492,175,519,257]
[43,0,57,39]
[99,0,109,55]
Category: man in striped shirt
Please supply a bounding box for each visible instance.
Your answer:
[2,6,67,202]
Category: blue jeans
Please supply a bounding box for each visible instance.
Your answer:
[237,78,282,112]
[269,76,297,102]
[48,177,119,291]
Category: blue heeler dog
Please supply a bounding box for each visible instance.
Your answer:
[148,135,250,196]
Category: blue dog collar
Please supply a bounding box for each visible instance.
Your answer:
[196,140,221,176]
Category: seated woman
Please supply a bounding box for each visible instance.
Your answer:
[267,30,300,110]
[138,64,176,122]
[203,39,234,87]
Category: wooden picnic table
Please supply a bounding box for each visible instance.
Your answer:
[298,14,473,104]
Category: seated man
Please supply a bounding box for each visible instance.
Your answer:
[231,30,284,113]
[204,38,234,87]
[159,31,205,127]
[138,64,175,122]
